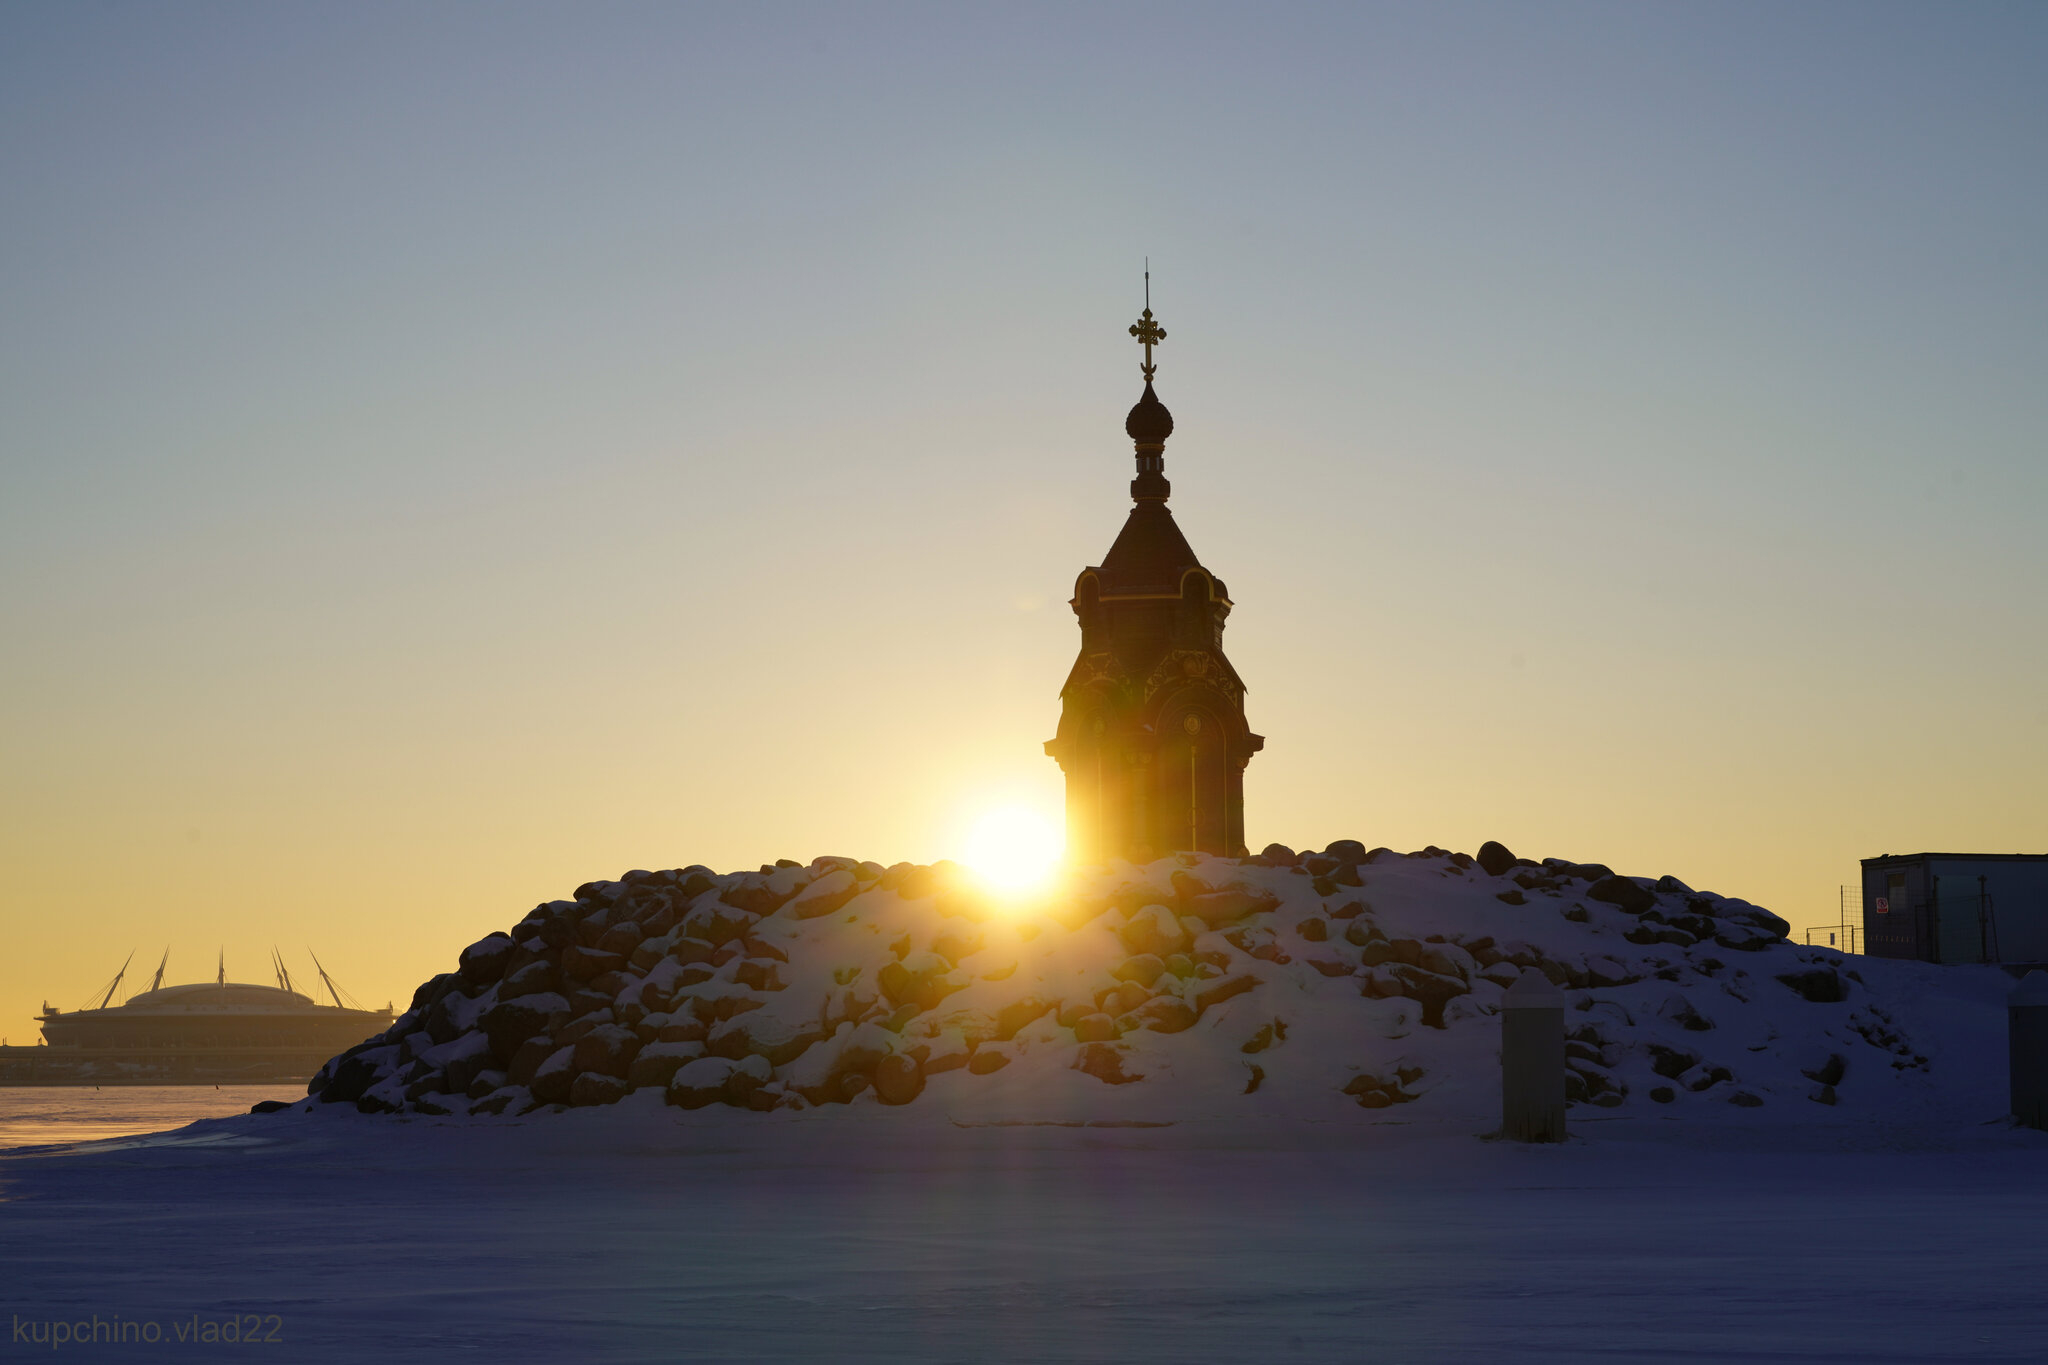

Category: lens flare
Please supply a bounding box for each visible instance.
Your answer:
[961,805,1063,895]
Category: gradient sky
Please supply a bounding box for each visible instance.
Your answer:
[3,3,2045,1032]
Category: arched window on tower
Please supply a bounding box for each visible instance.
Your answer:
[1163,707,1228,854]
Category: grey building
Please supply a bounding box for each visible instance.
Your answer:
[1862,853,2048,965]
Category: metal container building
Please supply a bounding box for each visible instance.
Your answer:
[1861,852,2048,966]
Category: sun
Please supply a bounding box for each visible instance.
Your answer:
[960,805,1064,895]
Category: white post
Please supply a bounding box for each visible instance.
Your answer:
[1502,968,1567,1143]
[2011,970,2048,1132]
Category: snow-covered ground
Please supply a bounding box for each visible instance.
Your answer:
[3,1106,2045,1362]
[4,844,2044,1361]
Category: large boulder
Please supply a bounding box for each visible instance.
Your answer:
[666,1057,741,1109]
[1360,937,1424,968]
[1586,876,1655,914]
[419,989,473,1045]
[995,994,1054,1040]
[458,934,517,987]
[1129,994,1197,1034]
[722,870,804,916]
[780,1022,896,1103]
[1074,1042,1141,1085]
[481,993,568,1063]
[633,898,682,937]
[723,1054,774,1105]
[317,1055,381,1105]
[1777,968,1848,1004]
[561,945,626,981]
[571,1024,642,1079]
[836,1022,898,1074]
[666,936,720,966]
[655,1015,709,1044]
[506,1036,556,1087]
[1073,1013,1120,1043]
[929,925,985,965]
[1113,954,1167,987]
[1584,955,1640,989]
[877,953,965,1012]
[785,869,859,919]
[1713,925,1773,953]
[677,983,767,1025]
[732,958,786,992]
[1474,841,1517,877]
[1118,904,1188,958]
[872,1053,925,1105]
[500,960,563,1000]
[909,1027,973,1074]
[407,972,462,1015]
[596,921,644,957]
[1183,890,1275,929]
[626,1041,706,1090]
[1418,943,1473,981]
[1099,980,1151,1015]
[1193,973,1259,1013]
[1721,900,1792,939]
[680,902,755,947]
[529,1046,577,1105]
[1552,860,1615,882]
[531,913,578,951]
[1376,964,1470,1028]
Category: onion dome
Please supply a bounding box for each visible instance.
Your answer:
[1125,382,1174,447]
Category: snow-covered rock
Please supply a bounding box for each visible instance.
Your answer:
[299,842,2002,1127]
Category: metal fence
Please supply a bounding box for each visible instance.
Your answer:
[1800,885,1863,955]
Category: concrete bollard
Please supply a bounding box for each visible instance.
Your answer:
[2011,970,2048,1132]
[1502,967,1567,1143]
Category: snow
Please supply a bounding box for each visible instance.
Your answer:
[4,1106,2046,1362]
[5,845,2046,1359]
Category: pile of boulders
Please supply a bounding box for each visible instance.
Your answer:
[302,839,1907,1121]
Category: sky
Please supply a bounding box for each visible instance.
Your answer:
[2,2,2045,1031]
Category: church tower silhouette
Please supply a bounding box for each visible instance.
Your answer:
[1045,283,1262,861]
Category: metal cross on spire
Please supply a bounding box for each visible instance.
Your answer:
[1129,265,1165,381]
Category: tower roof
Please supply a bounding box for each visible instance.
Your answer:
[1095,501,1207,596]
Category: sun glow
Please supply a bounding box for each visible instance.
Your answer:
[960,805,1064,895]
